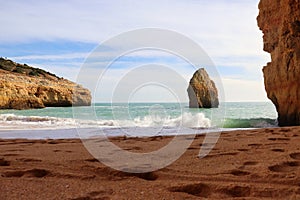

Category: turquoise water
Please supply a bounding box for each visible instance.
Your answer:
[0,102,277,129]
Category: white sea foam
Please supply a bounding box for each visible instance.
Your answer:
[131,112,210,128]
[0,112,211,130]
[0,114,77,129]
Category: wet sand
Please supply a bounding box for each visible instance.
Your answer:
[1,127,300,199]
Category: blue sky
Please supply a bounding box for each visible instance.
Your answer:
[0,0,270,102]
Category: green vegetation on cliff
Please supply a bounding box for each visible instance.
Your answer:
[0,57,59,79]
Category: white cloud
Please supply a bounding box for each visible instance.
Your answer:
[1,1,261,47]
[10,53,88,61]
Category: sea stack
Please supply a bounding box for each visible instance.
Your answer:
[0,58,91,109]
[257,0,300,126]
[187,68,219,108]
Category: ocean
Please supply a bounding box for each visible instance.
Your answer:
[0,102,277,139]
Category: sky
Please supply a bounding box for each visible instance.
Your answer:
[0,0,271,102]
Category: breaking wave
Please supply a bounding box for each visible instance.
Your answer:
[223,118,277,128]
[0,112,211,129]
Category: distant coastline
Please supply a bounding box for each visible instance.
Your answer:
[0,57,91,110]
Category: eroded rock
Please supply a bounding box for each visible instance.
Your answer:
[0,58,91,109]
[257,0,300,126]
[187,68,219,108]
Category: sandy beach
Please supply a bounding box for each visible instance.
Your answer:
[1,0,300,199]
[1,127,300,199]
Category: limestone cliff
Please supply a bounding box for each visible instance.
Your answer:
[0,58,91,109]
[257,0,300,126]
[187,68,219,108]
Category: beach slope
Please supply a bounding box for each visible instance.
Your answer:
[1,127,300,199]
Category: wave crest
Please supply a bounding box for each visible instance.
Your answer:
[0,112,211,129]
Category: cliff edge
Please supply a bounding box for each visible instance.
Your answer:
[257,0,300,126]
[0,58,91,109]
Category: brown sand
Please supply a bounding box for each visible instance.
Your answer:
[1,127,300,199]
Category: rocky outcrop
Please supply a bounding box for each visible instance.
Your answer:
[187,68,219,108]
[0,58,91,109]
[257,0,300,126]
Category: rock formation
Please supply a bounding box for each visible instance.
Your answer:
[0,58,91,109]
[187,68,219,108]
[257,0,300,126]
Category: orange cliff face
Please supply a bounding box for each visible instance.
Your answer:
[0,58,91,110]
[257,0,300,126]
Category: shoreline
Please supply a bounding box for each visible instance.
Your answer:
[1,126,300,199]
[0,127,257,140]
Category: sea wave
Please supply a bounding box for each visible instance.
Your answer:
[223,118,277,128]
[0,114,77,129]
[0,113,277,130]
[0,112,211,129]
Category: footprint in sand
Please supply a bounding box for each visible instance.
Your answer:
[238,161,258,170]
[229,169,251,176]
[97,167,158,181]
[220,185,251,198]
[243,161,258,166]
[290,153,300,160]
[71,189,114,200]
[132,172,158,181]
[123,146,142,151]
[271,148,285,152]
[187,147,198,150]
[17,158,42,162]
[268,137,290,141]
[280,128,292,133]
[268,161,300,172]
[205,152,239,159]
[1,153,19,156]
[84,158,99,163]
[248,143,262,147]
[47,140,59,144]
[265,129,274,133]
[6,149,25,152]
[239,161,258,170]
[3,168,50,178]
[0,158,10,166]
[237,148,249,152]
[170,183,251,198]
[169,183,211,198]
